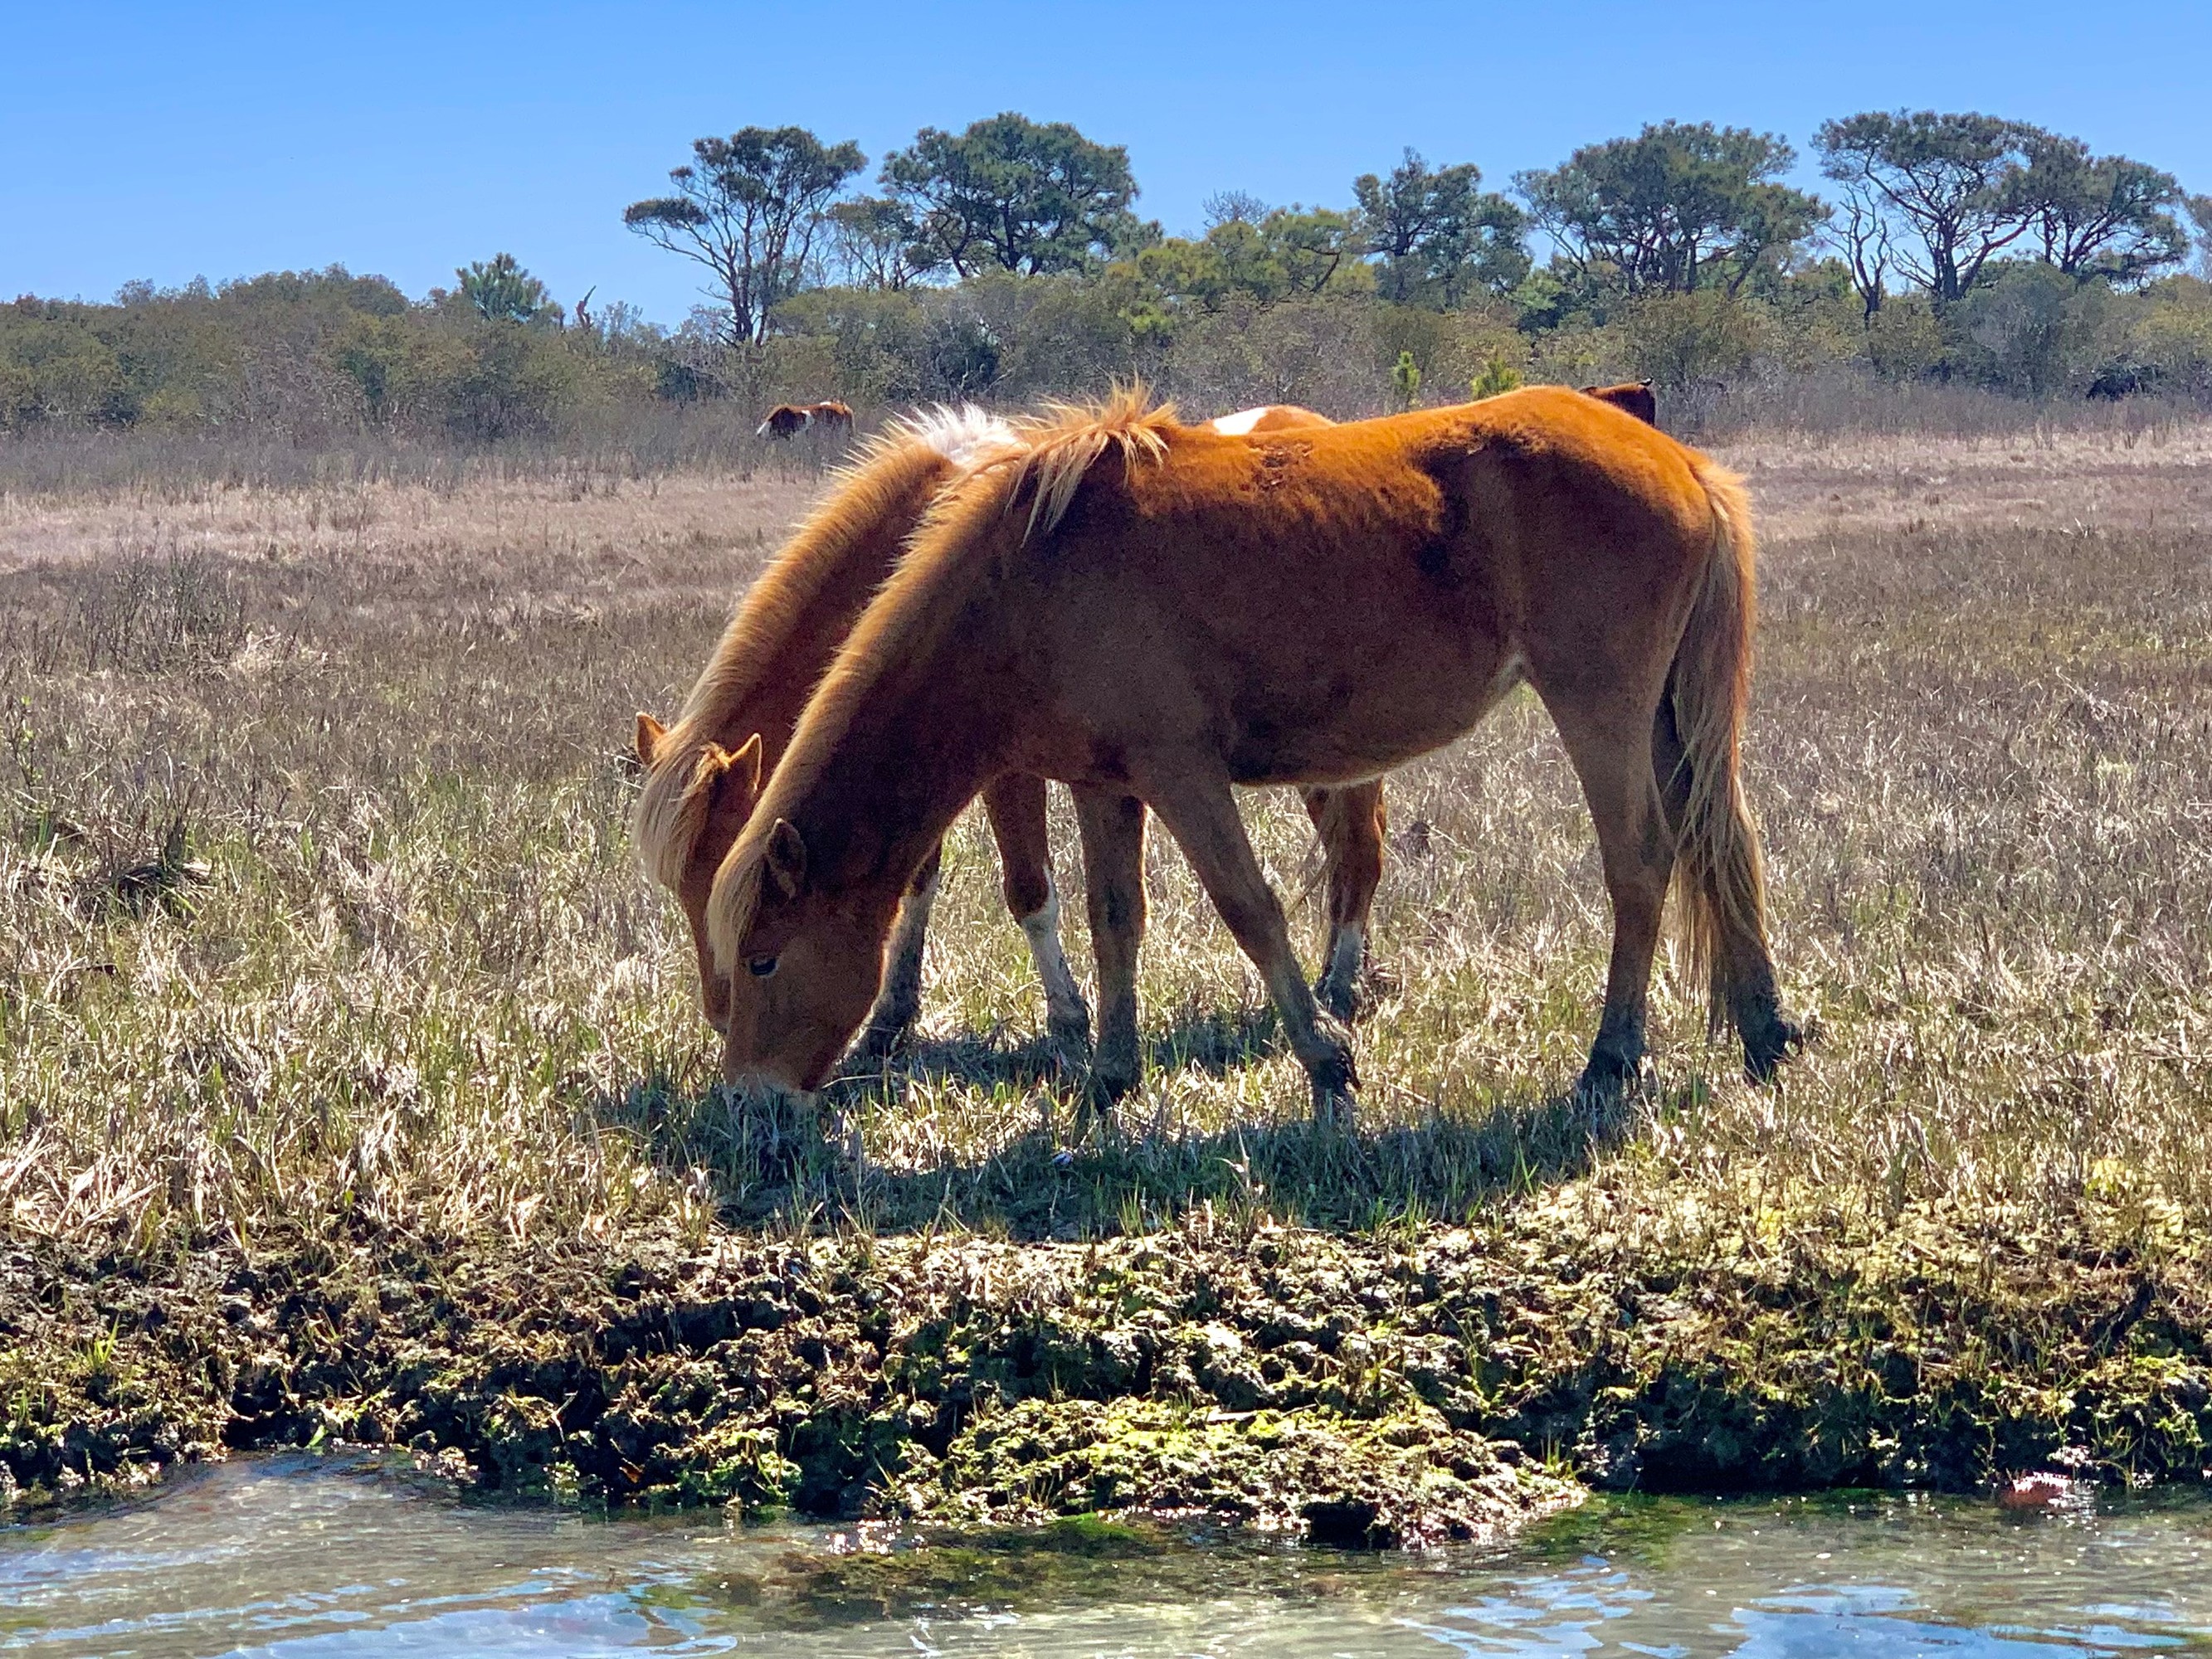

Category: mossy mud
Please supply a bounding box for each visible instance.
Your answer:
[7,1184,2211,1546]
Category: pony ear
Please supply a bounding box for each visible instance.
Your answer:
[689,733,763,800]
[765,817,808,900]
[634,712,667,766]
[680,734,764,830]
[728,732,764,797]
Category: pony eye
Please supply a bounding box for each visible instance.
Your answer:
[748,956,779,978]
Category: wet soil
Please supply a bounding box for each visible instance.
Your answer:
[6,1193,2208,1545]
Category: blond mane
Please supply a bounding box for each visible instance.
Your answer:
[633,406,1016,888]
[705,387,1182,968]
[1007,382,1179,540]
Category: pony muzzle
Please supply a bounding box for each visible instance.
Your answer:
[721,1064,811,1104]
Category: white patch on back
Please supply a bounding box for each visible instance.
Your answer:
[1207,407,1270,436]
[904,404,1020,471]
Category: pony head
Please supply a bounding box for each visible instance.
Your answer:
[632,712,765,1034]
[631,405,1020,1048]
[699,385,1183,1092]
[707,815,898,1092]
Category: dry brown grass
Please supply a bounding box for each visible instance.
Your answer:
[3,420,2211,1258]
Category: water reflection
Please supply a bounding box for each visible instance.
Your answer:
[2,1459,2210,1657]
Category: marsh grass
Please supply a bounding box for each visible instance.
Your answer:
[3,428,2211,1265]
[0,401,817,498]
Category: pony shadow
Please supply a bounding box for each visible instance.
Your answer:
[824,1001,1287,1099]
[594,1037,1627,1241]
[1143,1003,1284,1078]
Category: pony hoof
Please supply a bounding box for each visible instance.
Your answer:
[1048,1013,1095,1061]
[1305,1010,1359,1073]
[1307,1039,1359,1125]
[1085,1063,1138,1111]
[1574,1051,1649,1111]
[850,1024,910,1067]
[1313,1086,1357,1128]
[1742,1014,1807,1084]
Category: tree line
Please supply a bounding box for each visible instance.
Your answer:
[620,109,2210,417]
[6,108,2211,441]
[629,110,2206,353]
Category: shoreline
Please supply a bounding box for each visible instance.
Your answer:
[7,1183,2205,1543]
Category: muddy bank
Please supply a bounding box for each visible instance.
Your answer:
[5,1188,2208,1543]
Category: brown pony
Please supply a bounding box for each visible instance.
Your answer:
[636,402,1386,1092]
[757,401,855,440]
[704,385,1797,1119]
[1583,381,1658,426]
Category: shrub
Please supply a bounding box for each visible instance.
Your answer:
[1391,351,1421,408]
[1865,299,1946,382]
[1372,303,1525,402]
[1950,262,2132,398]
[1469,356,1523,399]
[1615,290,1772,389]
[2129,277,2212,400]
[1165,293,1381,416]
[1527,322,1616,387]
[769,288,931,405]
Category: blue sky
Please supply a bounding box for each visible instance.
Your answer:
[6,2,2208,323]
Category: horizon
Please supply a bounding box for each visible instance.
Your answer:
[7,2,2210,324]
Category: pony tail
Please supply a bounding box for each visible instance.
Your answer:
[1666,460,1768,1029]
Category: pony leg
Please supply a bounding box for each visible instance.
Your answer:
[981,773,1092,1054]
[1547,707,1675,1105]
[1073,786,1148,1105]
[1302,781,1386,1022]
[854,844,943,1061]
[1143,774,1357,1123]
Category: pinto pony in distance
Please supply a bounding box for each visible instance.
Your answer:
[756,401,855,440]
[635,402,1385,1092]
[705,386,1798,1119]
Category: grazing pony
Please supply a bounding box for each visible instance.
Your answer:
[705,385,1797,1119]
[757,401,855,440]
[1583,381,1659,426]
[635,401,1385,1093]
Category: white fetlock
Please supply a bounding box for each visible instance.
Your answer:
[1021,878,1093,1049]
[1317,922,1366,1018]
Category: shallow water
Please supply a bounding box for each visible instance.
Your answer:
[3,1458,2211,1657]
